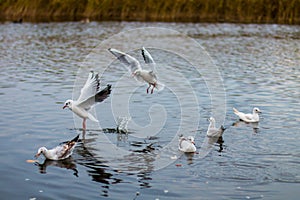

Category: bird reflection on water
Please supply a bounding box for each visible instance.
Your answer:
[233,120,260,134]
[74,137,117,185]
[216,136,224,153]
[35,157,78,177]
[74,129,156,196]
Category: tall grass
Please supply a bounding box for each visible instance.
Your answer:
[0,0,299,24]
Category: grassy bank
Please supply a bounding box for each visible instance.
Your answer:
[0,0,299,24]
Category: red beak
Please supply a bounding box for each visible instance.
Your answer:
[63,105,67,109]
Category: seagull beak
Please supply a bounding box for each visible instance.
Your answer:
[34,153,40,158]
[131,72,135,77]
[63,105,67,109]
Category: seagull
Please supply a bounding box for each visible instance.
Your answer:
[35,134,80,160]
[178,136,196,153]
[206,117,226,137]
[63,71,112,130]
[108,47,164,94]
[233,107,261,123]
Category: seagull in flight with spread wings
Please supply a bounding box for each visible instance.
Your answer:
[108,47,164,94]
[63,71,111,130]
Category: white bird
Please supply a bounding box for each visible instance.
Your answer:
[233,107,261,123]
[108,47,164,94]
[35,134,79,160]
[178,136,196,153]
[63,71,111,130]
[206,117,226,137]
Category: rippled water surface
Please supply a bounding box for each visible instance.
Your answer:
[0,22,299,199]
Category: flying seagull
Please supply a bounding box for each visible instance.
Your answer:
[35,134,80,160]
[108,47,164,94]
[233,107,261,123]
[63,71,111,129]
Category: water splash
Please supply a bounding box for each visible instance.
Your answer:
[116,116,131,134]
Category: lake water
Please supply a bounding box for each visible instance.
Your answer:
[0,22,299,200]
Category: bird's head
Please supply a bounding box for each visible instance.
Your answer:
[253,107,261,114]
[187,136,195,145]
[35,147,47,158]
[208,117,215,123]
[132,70,141,77]
[63,100,73,109]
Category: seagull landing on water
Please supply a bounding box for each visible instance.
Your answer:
[63,71,112,130]
[206,117,226,137]
[178,136,197,153]
[35,134,79,160]
[108,47,164,94]
[233,107,261,123]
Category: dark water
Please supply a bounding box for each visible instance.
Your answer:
[0,22,299,199]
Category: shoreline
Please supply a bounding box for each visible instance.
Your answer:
[1,0,299,25]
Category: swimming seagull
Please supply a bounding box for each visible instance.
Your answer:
[35,134,80,160]
[233,107,261,123]
[206,117,226,137]
[63,71,112,130]
[108,47,164,94]
[178,136,197,153]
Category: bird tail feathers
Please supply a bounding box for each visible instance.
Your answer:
[233,107,239,114]
[88,113,99,122]
[59,134,80,145]
[155,82,165,91]
[71,134,80,143]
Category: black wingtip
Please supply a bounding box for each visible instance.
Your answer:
[221,125,226,131]
[141,48,146,60]
[95,84,112,102]
[90,70,96,77]
[99,84,112,94]
[72,134,80,142]
[104,84,112,94]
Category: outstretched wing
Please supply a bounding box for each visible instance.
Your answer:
[141,47,156,71]
[77,71,100,102]
[142,47,165,91]
[108,48,141,73]
[141,47,155,64]
[77,84,112,110]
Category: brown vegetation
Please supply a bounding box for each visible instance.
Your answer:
[0,0,299,24]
